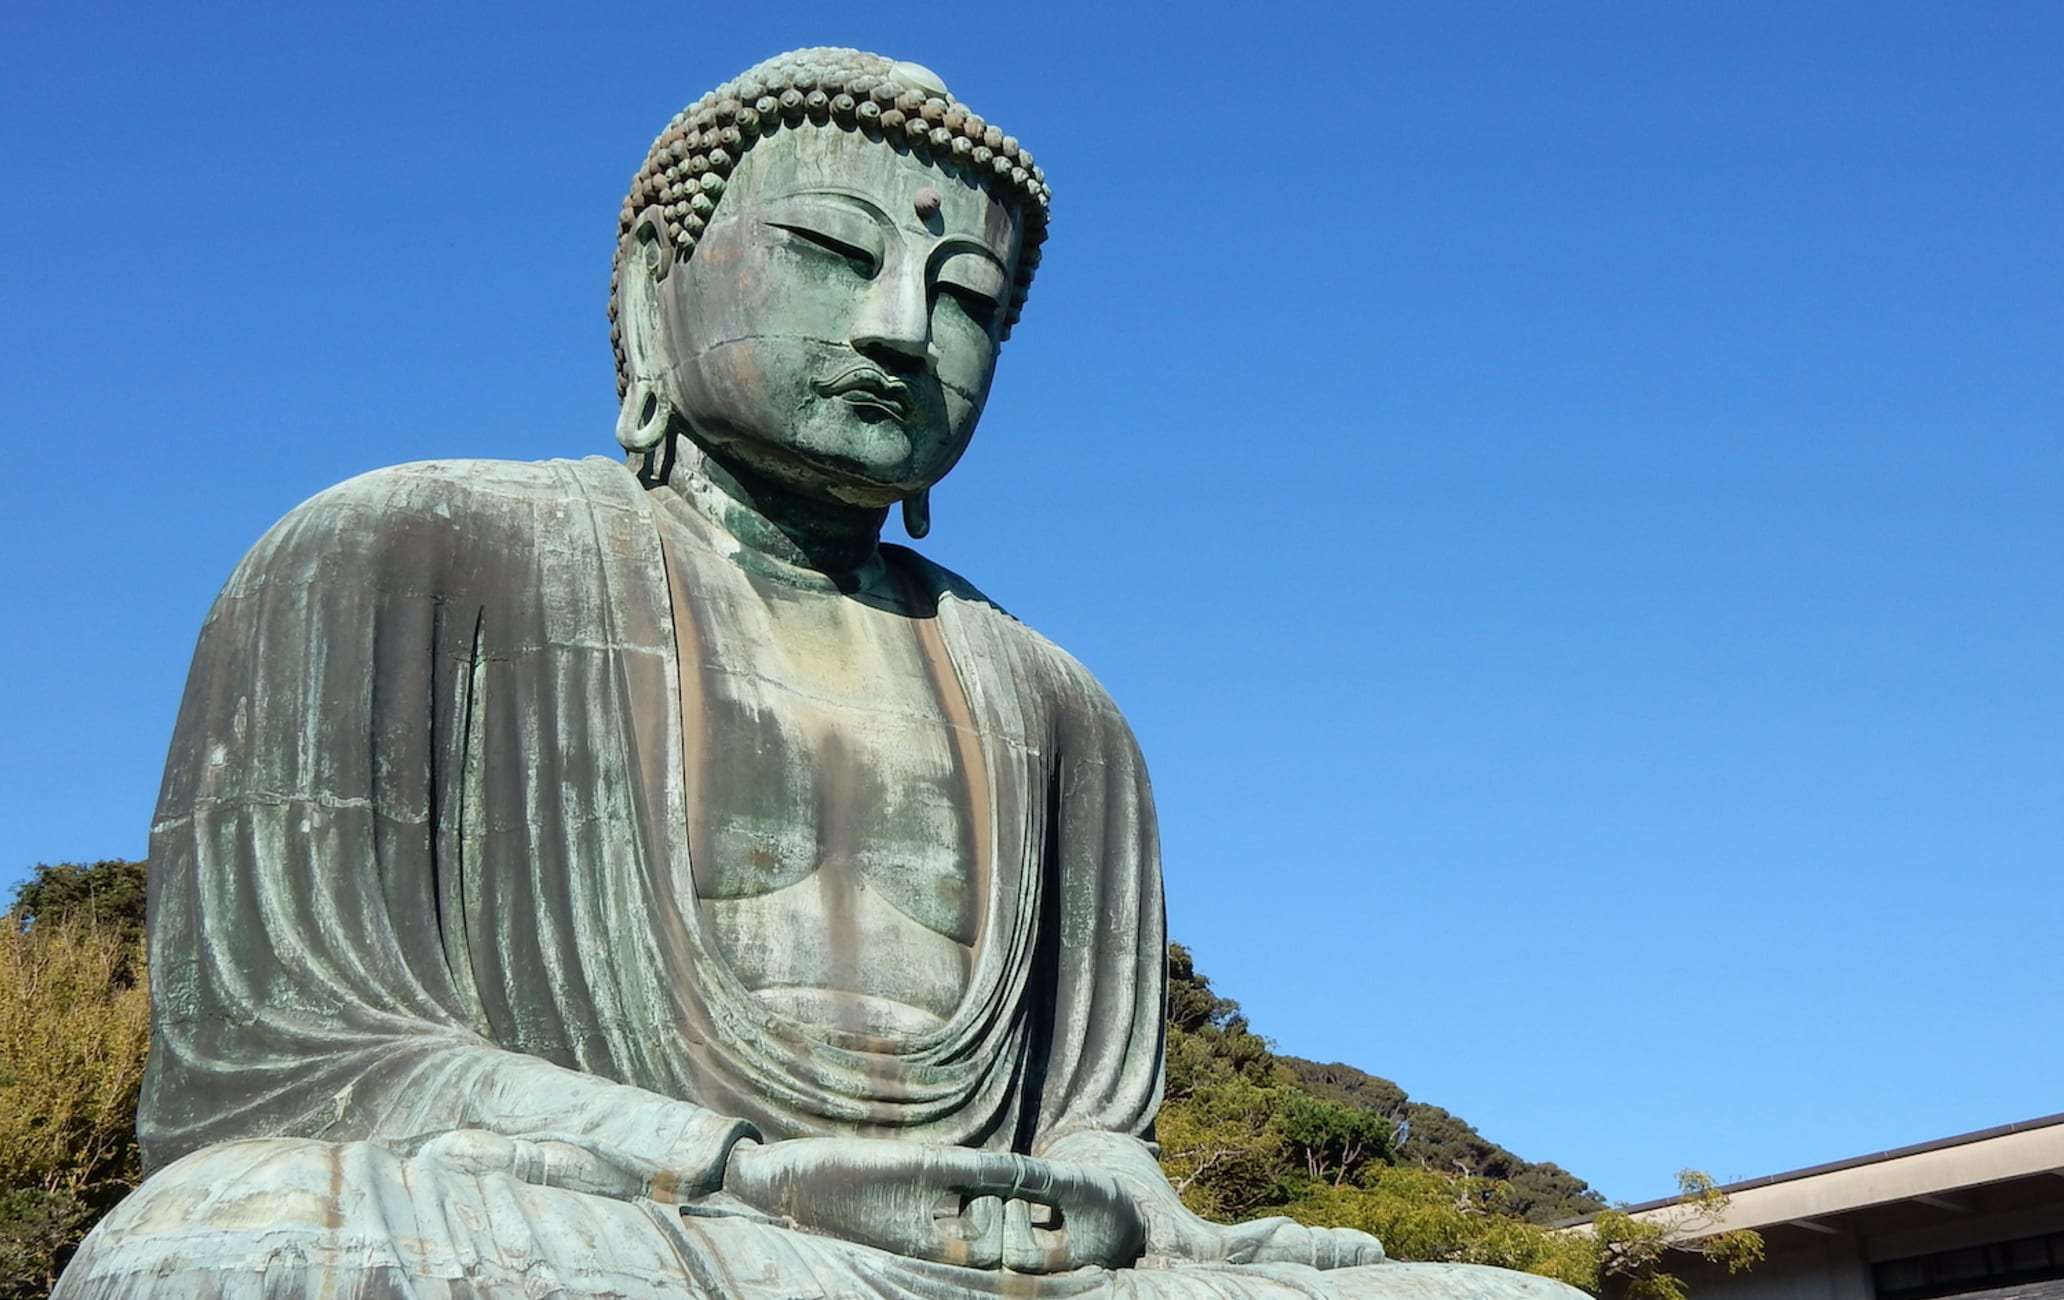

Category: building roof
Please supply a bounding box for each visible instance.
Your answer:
[1574,1114,2064,1252]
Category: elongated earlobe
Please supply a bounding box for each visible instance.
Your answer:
[614,208,678,460]
[616,375,672,454]
[901,489,931,539]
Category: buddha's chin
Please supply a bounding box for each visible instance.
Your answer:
[702,410,963,509]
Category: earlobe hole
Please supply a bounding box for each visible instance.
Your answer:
[633,214,667,279]
[639,391,658,426]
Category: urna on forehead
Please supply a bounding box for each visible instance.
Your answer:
[610,47,1053,392]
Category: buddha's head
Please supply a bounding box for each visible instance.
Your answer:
[610,49,1051,531]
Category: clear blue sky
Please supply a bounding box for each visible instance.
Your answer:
[3,2,2058,1206]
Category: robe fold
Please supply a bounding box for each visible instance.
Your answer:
[58,457,1578,1300]
[134,455,1164,1170]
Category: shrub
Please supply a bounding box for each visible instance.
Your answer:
[0,906,150,1294]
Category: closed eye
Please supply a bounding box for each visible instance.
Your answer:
[769,221,878,276]
[935,281,1000,332]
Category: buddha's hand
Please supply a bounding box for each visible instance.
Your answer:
[719,1137,1146,1273]
[1144,1207,1386,1271]
[410,1128,694,1201]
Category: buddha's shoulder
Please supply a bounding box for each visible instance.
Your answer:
[282,456,637,524]
[885,545,1132,728]
[229,457,643,590]
[252,457,636,547]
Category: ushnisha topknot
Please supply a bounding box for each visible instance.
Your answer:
[610,47,1051,398]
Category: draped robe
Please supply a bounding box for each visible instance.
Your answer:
[58,457,1576,1300]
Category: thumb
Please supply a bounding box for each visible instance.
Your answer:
[413,1128,653,1200]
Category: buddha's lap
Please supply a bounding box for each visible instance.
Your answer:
[58,1138,1585,1300]
[57,1138,690,1298]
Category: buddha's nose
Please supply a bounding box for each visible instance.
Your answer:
[851,263,931,369]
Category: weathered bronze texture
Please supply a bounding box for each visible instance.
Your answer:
[55,47,1587,1300]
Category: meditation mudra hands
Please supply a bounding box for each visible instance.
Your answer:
[715,1137,1384,1273]
[718,1137,1145,1273]
[414,1129,1382,1275]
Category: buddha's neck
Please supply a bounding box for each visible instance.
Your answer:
[662,438,891,579]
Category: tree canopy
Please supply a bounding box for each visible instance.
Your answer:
[1156,944,1761,1298]
[1,861,151,1297]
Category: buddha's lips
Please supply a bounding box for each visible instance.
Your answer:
[814,366,912,419]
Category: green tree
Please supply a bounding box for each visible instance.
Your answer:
[1276,1091,1395,1190]
[1280,1058,1605,1224]
[1157,947,1760,1298]
[1587,1172,1764,1300]
[0,861,151,1296]
[1157,1071,1288,1220]
[1164,944,1277,1094]
[1287,1167,1601,1289]
[8,861,147,982]
[1159,945,1296,1217]
[0,1191,95,1300]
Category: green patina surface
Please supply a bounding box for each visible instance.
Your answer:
[54,47,1590,1300]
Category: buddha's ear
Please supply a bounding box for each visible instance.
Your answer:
[617,206,675,374]
[615,206,676,455]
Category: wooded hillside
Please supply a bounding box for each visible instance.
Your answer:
[1277,1056,1606,1225]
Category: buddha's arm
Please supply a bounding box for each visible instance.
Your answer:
[141,465,757,1199]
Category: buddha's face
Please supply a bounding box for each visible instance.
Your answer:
[656,125,1023,508]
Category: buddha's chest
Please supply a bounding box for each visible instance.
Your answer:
[672,554,983,1038]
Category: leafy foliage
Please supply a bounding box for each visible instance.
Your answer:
[1286,1169,1600,1288]
[8,861,147,958]
[1157,945,1761,1299]
[0,1191,94,1300]
[0,862,151,1295]
[1158,946,1294,1217]
[1587,1172,1764,1300]
[1277,1089,1394,1190]
[1280,1057,1606,1224]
